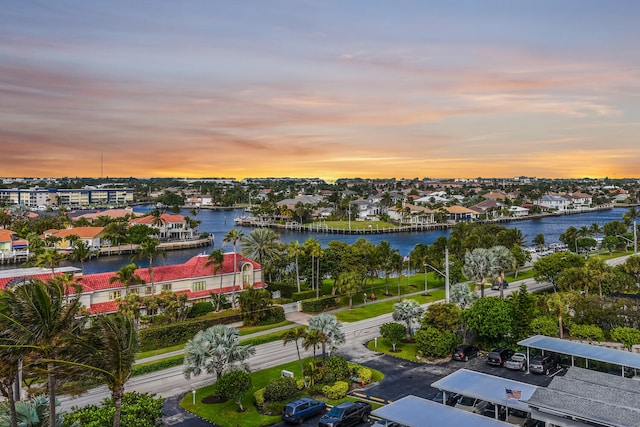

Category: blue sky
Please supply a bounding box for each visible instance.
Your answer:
[1,0,639,180]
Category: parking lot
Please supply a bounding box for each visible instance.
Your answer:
[268,347,562,427]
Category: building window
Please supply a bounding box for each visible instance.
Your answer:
[129,288,139,295]
[243,273,251,285]
[162,283,172,291]
[109,291,121,300]
[144,286,153,295]
[193,280,206,292]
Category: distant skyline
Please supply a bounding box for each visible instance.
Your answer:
[2,1,640,181]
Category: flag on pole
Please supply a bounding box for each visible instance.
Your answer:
[505,388,522,399]
[403,256,410,262]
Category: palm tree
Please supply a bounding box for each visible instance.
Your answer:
[67,237,97,274]
[282,327,308,379]
[35,248,66,277]
[130,238,165,295]
[0,329,26,427]
[336,271,362,309]
[183,325,256,381]
[545,292,568,339]
[204,249,225,311]
[109,263,145,297]
[0,278,85,425]
[390,252,404,298]
[462,248,497,298]
[241,228,281,283]
[63,314,138,427]
[0,210,11,229]
[104,221,129,254]
[49,272,82,305]
[286,241,305,293]
[307,313,345,359]
[392,299,425,341]
[223,229,244,308]
[302,329,325,363]
[489,245,515,299]
[623,206,638,256]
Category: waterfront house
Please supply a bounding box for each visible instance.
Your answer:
[445,205,479,222]
[44,226,107,250]
[537,195,571,211]
[129,213,196,241]
[0,229,28,253]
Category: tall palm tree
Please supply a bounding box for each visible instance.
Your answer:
[0,278,85,425]
[302,329,325,363]
[183,325,256,381]
[241,228,281,284]
[130,238,165,295]
[282,327,308,379]
[223,229,244,308]
[0,328,26,427]
[109,263,145,297]
[67,237,97,275]
[204,249,225,311]
[0,210,11,229]
[545,292,568,339]
[623,206,638,256]
[489,245,515,299]
[286,241,305,293]
[35,248,66,277]
[104,221,129,254]
[63,314,138,427]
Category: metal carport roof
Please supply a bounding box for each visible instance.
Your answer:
[518,335,640,370]
[371,395,513,427]
[430,369,537,413]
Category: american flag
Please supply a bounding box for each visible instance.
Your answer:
[505,388,522,399]
[403,256,410,262]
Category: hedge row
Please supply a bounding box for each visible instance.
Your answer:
[138,312,243,352]
[266,283,298,299]
[132,355,184,377]
[301,296,338,313]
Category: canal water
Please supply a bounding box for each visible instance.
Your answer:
[4,206,630,275]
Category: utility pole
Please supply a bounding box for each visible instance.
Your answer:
[445,247,450,303]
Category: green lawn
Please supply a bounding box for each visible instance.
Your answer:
[335,289,445,323]
[366,337,420,363]
[238,320,293,336]
[180,357,384,427]
[311,220,397,230]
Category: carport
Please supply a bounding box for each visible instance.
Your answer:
[430,369,537,418]
[518,335,640,376]
[370,395,513,427]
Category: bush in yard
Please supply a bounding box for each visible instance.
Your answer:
[263,401,287,416]
[570,323,605,343]
[214,370,253,411]
[611,326,640,350]
[322,381,349,399]
[415,326,460,358]
[321,355,350,383]
[379,322,406,352]
[530,316,558,337]
[353,366,372,384]
[187,301,214,318]
[301,296,337,313]
[253,388,266,407]
[63,392,163,427]
[264,376,298,402]
[296,378,305,390]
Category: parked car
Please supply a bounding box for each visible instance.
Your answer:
[455,395,488,414]
[318,401,371,427]
[431,390,459,406]
[371,420,401,427]
[487,348,515,367]
[491,280,509,290]
[282,397,326,424]
[482,402,506,420]
[529,354,560,375]
[452,345,479,362]
[506,408,531,426]
[504,352,528,371]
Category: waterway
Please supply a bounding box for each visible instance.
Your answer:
[4,206,631,275]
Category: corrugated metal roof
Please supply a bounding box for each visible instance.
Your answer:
[371,395,513,427]
[430,369,537,413]
[519,335,640,369]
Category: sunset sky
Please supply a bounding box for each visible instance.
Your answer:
[2,1,639,181]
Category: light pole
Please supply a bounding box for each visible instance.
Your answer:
[424,247,451,303]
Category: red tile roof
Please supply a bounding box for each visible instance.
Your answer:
[129,213,185,225]
[86,301,119,315]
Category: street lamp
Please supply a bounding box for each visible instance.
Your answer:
[424,248,451,303]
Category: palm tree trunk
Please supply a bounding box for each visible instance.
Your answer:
[47,365,56,427]
[113,386,124,427]
[0,380,19,427]
[232,244,237,308]
[295,254,301,293]
[558,312,564,339]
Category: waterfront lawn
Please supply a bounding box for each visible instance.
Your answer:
[311,220,397,230]
[335,289,445,323]
[180,357,384,427]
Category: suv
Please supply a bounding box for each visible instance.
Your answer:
[487,348,515,367]
[431,390,459,406]
[282,398,326,424]
[318,401,371,427]
[491,280,509,290]
[455,395,488,414]
[452,345,479,362]
[529,354,559,375]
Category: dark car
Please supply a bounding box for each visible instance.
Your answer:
[529,354,560,375]
[452,345,479,362]
[491,280,509,290]
[487,348,515,367]
[482,402,506,420]
[431,390,459,406]
[318,401,371,427]
[282,398,326,424]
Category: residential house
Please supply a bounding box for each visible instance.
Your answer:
[567,192,593,209]
[44,226,106,250]
[387,204,435,224]
[129,213,196,241]
[351,199,381,221]
[445,205,479,222]
[75,207,141,222]
[537,195,571,211]
[0,229,28,253]
[507,206,530,217]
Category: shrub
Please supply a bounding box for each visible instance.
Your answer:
[63,392,163,427]
[260,306,285,324]
[305,383,325,397]
[530,316,558,337]
[263,401,287,416]
[322,355,350,383]
[322,381,349,399]
[264,376,298,402]
[570,324,605,342]
[267,282,299,299]
[301,296,337,313]
[353,366,372,384]
[296,378,305,390]
[292,290,317,301]
[415,326,460,358]
[253,388,266,407]
[187,301,214,318]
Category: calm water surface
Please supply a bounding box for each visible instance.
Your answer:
[4,206,629,274]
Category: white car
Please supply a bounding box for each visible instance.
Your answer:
[455,395,488,414]
[504,352,528,371]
